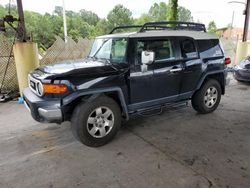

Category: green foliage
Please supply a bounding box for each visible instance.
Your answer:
[95,19,109,35]
[0,4,18,38]
[106,5,133,31]
[178,6,193,22]
[134,13,151,25]
[138,2,192,23]
[53,6,63,16]
[149,2,168,21]
[208,21,217,33]
[0,2,194,49]
[79,9,99,26]
[0,5,7,18]
[168,0,178,22]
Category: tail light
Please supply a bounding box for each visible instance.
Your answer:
[224,57,231,65]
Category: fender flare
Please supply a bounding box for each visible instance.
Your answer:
[195,70,226,91]
[62,87,129,120]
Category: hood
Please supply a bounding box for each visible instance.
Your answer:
[40,59,108,74]
[33,58,127,80]
[239,57,250,69]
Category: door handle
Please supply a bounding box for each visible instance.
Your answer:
[169,67,182,73]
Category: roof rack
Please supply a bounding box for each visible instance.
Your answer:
[109,22,206,35]
[109,25,142,34]
[140,21,206,32]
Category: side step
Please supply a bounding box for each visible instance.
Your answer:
[132,101,188,118]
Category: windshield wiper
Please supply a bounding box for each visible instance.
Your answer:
[87,56,97,61]
[98,58,118,71]
[92,39,109,58]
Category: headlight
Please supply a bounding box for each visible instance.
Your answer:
[37,82,44,96]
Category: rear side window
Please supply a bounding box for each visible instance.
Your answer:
[136,39,176,64]
[198,39,223,59]
[180,39,198,58]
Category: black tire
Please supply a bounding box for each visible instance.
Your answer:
[71,96,121,147]
[191,79,221,114]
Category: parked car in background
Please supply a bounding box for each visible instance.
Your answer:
[234,56,250,82]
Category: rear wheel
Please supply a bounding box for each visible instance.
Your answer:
[191,79,221,114]
[71,96,121,147]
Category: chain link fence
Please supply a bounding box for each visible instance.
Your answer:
[0,34,18,93]
[0,34,92,94]
[40,37,92,65]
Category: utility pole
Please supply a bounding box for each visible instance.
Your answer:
[243,0,250,41]
[16,0,27,41]
[62,0,68,43]
[230,11,235,38]
[13,0,39,98]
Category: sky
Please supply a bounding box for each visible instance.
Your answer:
[0,0,246,28]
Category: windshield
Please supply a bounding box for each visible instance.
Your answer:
[89,38,128,63]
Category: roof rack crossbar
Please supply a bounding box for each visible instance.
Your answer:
[109,25,142,34]
[139,21,206,32]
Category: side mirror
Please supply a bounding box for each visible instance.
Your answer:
[141,51,154,72]
[141,51,155,65]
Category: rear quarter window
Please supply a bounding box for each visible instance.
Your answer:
[198,39,223,59]
[180,39,198,59]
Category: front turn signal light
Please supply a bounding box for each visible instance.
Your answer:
[43,84,68,94]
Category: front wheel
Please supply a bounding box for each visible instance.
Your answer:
[71,96,121,147]
[191,79,222,114]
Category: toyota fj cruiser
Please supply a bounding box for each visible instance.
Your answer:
[23,22,230,147]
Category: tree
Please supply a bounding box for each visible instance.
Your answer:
[0,4,7,18]
[148,2,168,21]
[178,6,193,22]
[79,9,99,26]
[140,2,192,23]
[208,21,217,33]
[95,19,109,35]
[134,13,151,25]
[168,0,178,21]
[0,2,195,49]
[53,6,63,16]
[106,5,133,30]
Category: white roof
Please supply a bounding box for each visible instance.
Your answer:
[97,30,218,40]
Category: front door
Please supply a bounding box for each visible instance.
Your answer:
[129,37,183,110]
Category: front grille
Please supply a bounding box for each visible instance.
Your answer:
[28,74,43,96]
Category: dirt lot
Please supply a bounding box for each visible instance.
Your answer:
[0,75,250,188]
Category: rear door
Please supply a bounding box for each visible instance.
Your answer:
[179,38,224,99]
[178,38,202,97]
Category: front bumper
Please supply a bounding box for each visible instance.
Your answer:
[233,67,250,82]
[23,88,63,123]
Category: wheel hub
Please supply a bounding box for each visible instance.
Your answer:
[87,106,114,138]
[204,86,218,108]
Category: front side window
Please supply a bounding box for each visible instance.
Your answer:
[89,38,127,63]
[136,39,176,64]
[180,39,198,58]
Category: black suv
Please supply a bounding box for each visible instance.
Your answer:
[23,22,230,147]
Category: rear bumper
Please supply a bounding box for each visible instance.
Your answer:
[224,70,230,86]
[23,88,63,123]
